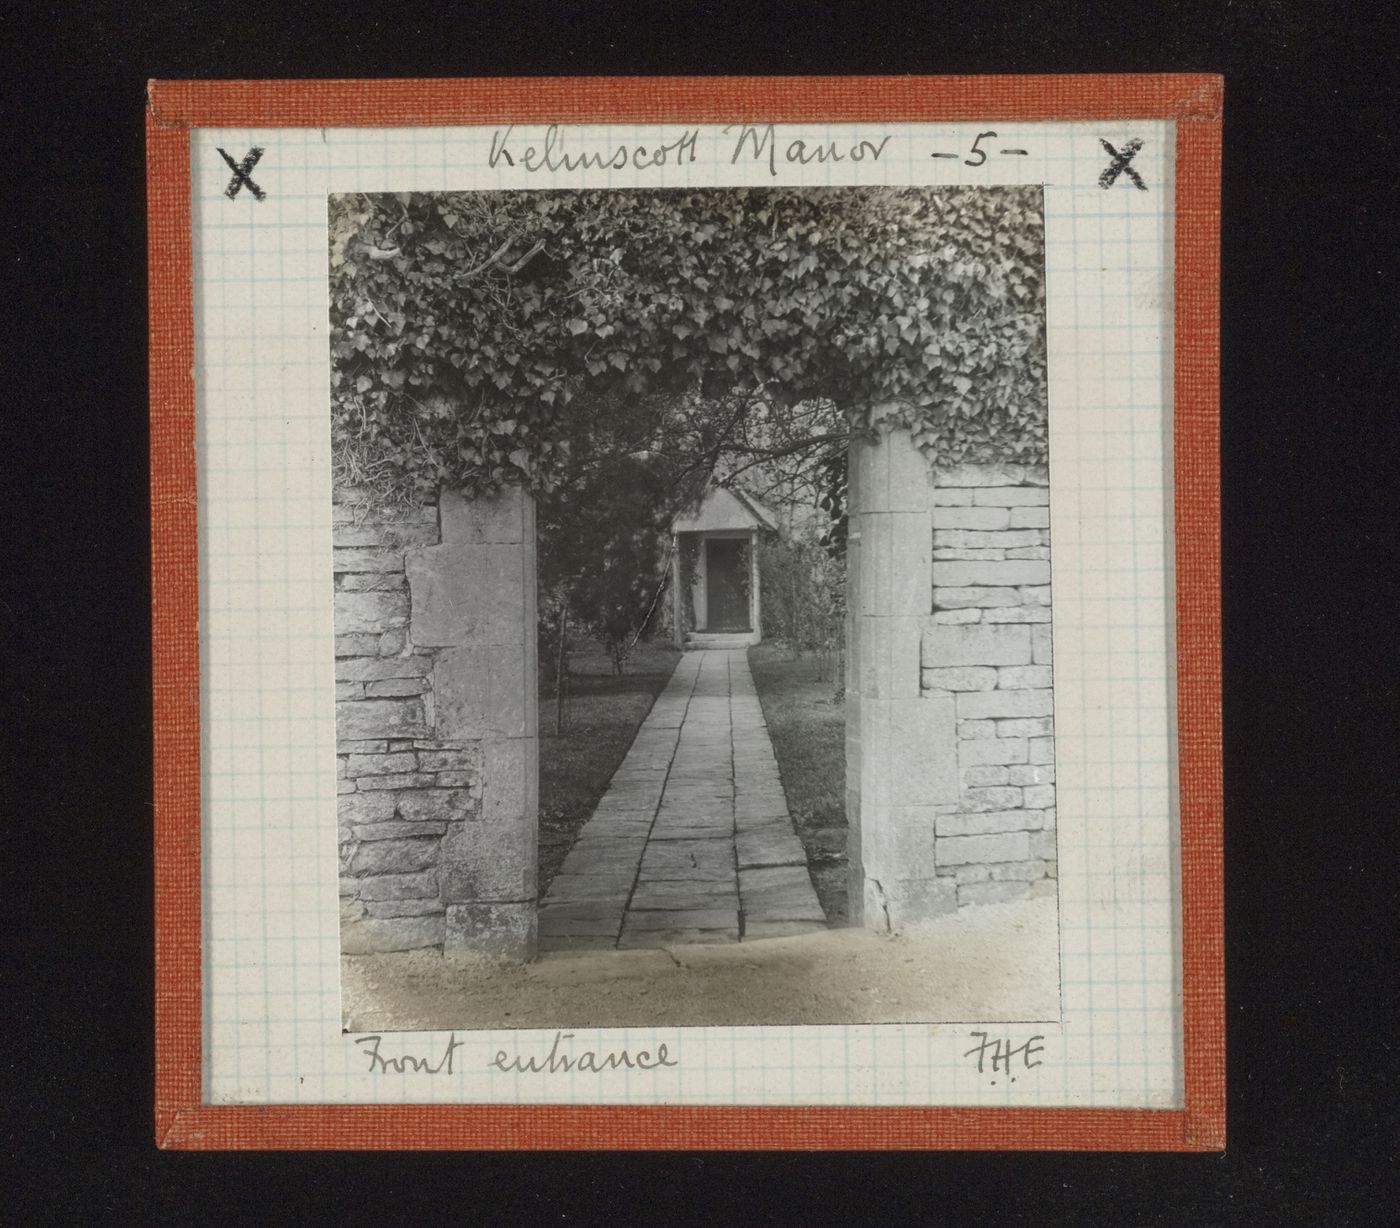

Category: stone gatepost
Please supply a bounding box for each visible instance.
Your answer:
[405,485,538,958]
[846,426,959,930]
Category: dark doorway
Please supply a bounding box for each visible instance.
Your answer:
[706,539,750,631]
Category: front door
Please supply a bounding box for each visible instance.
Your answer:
[705,539,749,631]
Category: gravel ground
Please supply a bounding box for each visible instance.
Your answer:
[342,895,1060,1031]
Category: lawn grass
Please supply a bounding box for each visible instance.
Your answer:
[747,643,849,923]
[537,639,680,892]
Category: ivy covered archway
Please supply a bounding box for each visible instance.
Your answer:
[329,186,1047,501]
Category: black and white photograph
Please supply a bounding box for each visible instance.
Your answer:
[329,185,1060,1030]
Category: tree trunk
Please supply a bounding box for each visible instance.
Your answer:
[555,604,569,735]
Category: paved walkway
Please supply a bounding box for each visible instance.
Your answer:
[539,649,827,953]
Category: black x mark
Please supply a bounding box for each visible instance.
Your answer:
[1098,138,1146,191]
[218,146,266,201]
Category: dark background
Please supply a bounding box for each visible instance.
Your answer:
[6,1,1395,1223]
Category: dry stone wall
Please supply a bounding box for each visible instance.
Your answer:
[335,483,537,959]
[846,430,1058,933]
[923,463,1058,907]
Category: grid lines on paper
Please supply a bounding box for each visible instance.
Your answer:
[193,120,1181,1109]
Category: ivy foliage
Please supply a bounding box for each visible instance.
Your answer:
[329,187,1047,498]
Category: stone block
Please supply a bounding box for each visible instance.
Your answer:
[632,884,740,912]
[1032,625,1053,665]
[931,506,1011,531]
[850,426,931,513]
[998,665,1053,690]
[933,560,1051,589]
[936,830,1031,865]
[409,541,528,650]
[356,773,436,791]
[349,837,440,875]
[972,486,1050,507]
[365,677,429,698]
[333,548,404,573]
[404,544,477,648]
[933,587,1022,609]
[1029,737,1056,764]
[1009,506,1050,529]
[336,634,380,657]
[958,880,1031,907]
[962,786,1023,812]
[483,737,532,826]
[335,654,435,683]
[438,814,534,902]
[939,809,1043,837]
[433,644,528,739]
[934,547,1006,561]
[347,751,417,777]
[958,719,997,740]
[340,574,409,594]
[439,485,529,546]
[982,605,1052,623]
[855,512,930,618]
[931,488,973,506]
[934,529,1044,550]
[336,697,429,741]
[341,915,445,953]
[738,864,824,915]
[1008,763,1055,786]
[931,608,983,624]
[1031,829,1059,859]
[962,765,1010,787]
[544,874,635,901]
[1023,784,1056,809]
[1019,585,1053,606]
[735,827,808,869]
[990,859,1049,881]
[883,876,958,926]
[921,666,997,691]
[337,791,397,827]
[445,901,536,959]
[933,463,1047,489]
[923,623,1031,667]
[956,689,1053,719]
[624,908,741,931]
[998,717,1054,738]
[396,787,474,824]
[480,547,529,646]
[354,868,440,901]
[333,521,438,550]
[417,747,477,772]
[890,694,958,805]
[1005,547,1050,560]
[334,589,409,634]
[336,682,364,702]
[363,898,446,919]
[352,820,449,841]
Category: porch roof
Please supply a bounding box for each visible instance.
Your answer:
[671,485,779,535]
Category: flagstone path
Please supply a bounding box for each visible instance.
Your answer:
[538,649,828,953]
